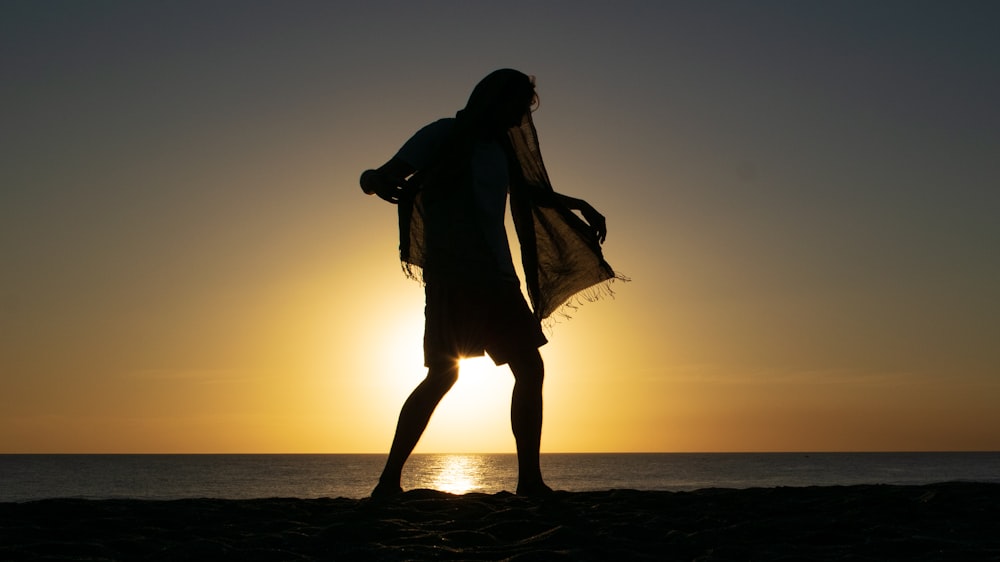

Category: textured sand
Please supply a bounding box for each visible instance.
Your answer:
[2,482,999,560]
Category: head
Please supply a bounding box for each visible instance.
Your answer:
[460,69,538,133]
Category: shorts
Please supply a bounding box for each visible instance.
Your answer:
[423,280,547,366]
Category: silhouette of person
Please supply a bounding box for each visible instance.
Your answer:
[360,69,617,497]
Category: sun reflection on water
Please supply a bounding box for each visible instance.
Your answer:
[418,454,489,495]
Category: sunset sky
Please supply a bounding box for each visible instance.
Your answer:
[3,1,998,454]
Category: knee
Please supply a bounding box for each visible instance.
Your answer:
[424,360,459,390]
[510,350,544,386]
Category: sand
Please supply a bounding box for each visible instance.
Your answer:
[2,482,998,560]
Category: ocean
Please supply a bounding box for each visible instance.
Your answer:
[2,452,998,502]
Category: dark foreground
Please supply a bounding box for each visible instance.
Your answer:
[2,483,999,561]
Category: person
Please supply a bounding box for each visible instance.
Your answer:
[360,69,622,498]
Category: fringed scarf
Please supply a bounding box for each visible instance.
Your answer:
[506,114,627,321]
[398,71,626,322]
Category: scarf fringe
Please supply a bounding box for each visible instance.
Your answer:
[541,272,630,332]
[401,261,426,285]
[405,261,629,334]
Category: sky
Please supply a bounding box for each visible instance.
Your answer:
[2,1,998,454]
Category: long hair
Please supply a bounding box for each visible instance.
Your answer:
[456,69,537,136]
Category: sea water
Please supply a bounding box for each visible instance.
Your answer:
[1,452,998,502]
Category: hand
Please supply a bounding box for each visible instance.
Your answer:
[360,169,410,204]
[580,205,607,245]
[554,193,608,244]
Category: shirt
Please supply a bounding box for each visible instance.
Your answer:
[395,118,518,283]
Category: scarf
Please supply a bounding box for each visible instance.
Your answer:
[398,69,626,321]
[398,111,625,322]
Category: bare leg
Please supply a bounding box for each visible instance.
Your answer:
[373,360,459,497]
[508,349,551,496]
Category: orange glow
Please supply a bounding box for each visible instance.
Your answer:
[4,4,999,455]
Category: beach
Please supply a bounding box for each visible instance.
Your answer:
[2,482,998,560]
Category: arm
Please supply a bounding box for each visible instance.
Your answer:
[555,193,607,244]
[359,157,417,204]
[362,119,454,204]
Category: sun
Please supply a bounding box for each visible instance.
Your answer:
[414,356,516,452]
[455,356,512,400]
[458,356,499,377]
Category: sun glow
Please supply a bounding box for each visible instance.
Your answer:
[411,357,517,453]
[458,356,498,378]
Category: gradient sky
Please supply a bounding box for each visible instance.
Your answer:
[2,1,998,453]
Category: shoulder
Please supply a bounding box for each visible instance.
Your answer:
[413,118,455,141]
[395,118,456,169]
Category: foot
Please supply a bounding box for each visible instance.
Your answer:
[515,481,553,497]
[371,482,403,499]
